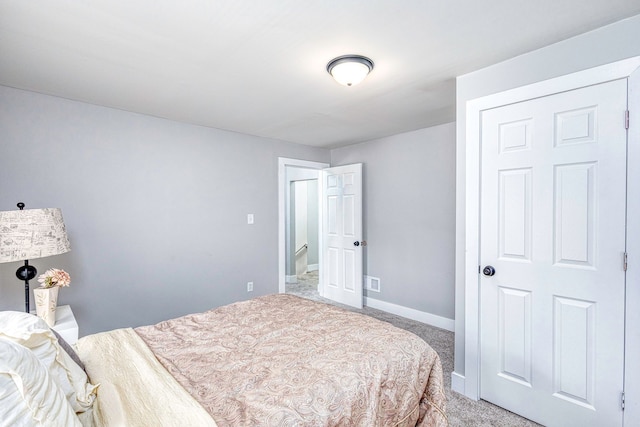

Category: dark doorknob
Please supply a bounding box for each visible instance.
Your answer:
[483,266,496,276]
[353,241,360,246]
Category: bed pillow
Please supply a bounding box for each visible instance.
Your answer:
[0,338,83,427]
[0,311,97,413]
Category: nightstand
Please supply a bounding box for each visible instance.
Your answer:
[52,305,79,345]
[32,305,79,345]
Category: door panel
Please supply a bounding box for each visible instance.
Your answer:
[480,79,627,426]
[499,168,532,261]
[321,163,363,308]
[553,162,596,267]
[553,296,596,408]
[497,287,532,386]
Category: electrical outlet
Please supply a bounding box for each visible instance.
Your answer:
[247,214,254,224]
[247,281,254,292]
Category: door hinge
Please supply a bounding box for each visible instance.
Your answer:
[625,110,630,130]
[622,392,626,410]
[624,252,628,272]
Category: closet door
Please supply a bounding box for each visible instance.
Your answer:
[479,79,627,426]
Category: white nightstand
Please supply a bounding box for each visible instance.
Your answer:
[52,305,79,345]
[32,305,79,345]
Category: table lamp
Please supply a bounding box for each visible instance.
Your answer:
[0,202,71,312]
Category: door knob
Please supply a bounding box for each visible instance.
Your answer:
[353,241,367,247]
[482,266,496,276]
[353,241,360,247]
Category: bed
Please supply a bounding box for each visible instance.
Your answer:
[0,294,448,427]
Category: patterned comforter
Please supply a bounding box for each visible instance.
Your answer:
[135,294,447,426]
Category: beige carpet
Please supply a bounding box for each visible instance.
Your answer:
[286,272,541,427]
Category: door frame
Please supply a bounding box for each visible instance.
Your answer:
[278,157,329,294]
[463,56,640,422]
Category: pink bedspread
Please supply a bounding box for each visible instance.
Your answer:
[135,294,447,426]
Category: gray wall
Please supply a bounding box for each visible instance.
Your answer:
[331,123,456,320]
[0,85,329,336]
[454,14,640,377]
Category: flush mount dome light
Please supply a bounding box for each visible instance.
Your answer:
[327,55,374,87]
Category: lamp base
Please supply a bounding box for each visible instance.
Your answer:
[16,264,37,281]
[16,261,37,313]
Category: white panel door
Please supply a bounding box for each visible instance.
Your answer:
[480,79,627,426]
[321,163,363,309]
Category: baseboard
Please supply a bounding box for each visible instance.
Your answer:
[451,371,465,395]
[307,264,318,272]
[285,275,297,284]
[364,297,455,332]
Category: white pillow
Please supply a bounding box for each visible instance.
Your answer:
[0,338,82,427]
[0,311,97,413]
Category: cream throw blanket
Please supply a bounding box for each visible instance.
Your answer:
[75,328,217,427]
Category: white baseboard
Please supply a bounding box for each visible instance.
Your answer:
[451,371,465,395]
[307,264,318,272]
[364,297,455,332]
[285,275,297,284]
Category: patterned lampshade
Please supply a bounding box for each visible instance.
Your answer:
[0,208,71,263]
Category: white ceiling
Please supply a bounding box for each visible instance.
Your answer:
[1,1,639,148]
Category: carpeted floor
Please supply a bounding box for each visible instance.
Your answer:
[286,271,541,427]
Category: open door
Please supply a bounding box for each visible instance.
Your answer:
[321,163,363,309]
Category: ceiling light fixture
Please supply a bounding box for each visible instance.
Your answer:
[327,55,374,87]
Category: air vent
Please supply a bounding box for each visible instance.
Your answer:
[364,275,381,292]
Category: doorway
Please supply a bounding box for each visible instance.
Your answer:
[278,158,328,295]
[286,177,320,297]
[278,158,365,309]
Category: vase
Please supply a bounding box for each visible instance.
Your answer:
[33,286,59,327]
